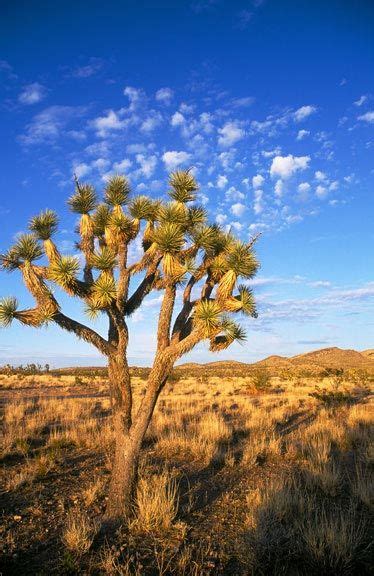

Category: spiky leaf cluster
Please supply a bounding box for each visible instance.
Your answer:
[226,241,259,278]
[129,196,157,221]
[48,256,80,290]
[90,275,116,308]
[194,299,222,336]
[0,297,18,326]
[209,317,246,351]
[151,222,185,254]
[90,247,116,271]
[169,170,198,203]
[92,204,112,236]
[5,235,44,266]
[68,184,97,214]
[29,210,58,240]
[104,175,130,207]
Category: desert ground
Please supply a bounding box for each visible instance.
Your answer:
[1,347,373,575]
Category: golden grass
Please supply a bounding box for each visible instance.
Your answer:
[1,371,373,574]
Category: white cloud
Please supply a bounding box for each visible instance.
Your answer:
[358,111,374,123]
[217,174,228,189]
[274,179,284,197]
[329,180,338,191]
[316,185,328,198]
[218,151,235,169]
[136,154,157,178]
[225,186,245,201]
[162,150,191,171]
[252,174,264,189]
[216,213,227,225]
[218,121,245,147]
[140,112,162,133]
[18,82,47,105]
[253,189,263,215]
[315,170,327,181]
[92,110,126,137]
[123,86,144,111]
[92,158,110,172]
[155,87,174,104]
[294,105,316,122]
[170,111,185,126]
[20,105,85,145]
[354,95,367,107]
[113,158,132,172]
[73,163,91,178]
[270,154,310,179]
[298,182,311,193]
[262,148,281,158]
[231,202,246,217]
[296,129,309,140]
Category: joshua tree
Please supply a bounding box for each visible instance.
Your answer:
[0,170,259,525]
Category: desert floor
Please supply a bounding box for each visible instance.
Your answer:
[0,370,373,575]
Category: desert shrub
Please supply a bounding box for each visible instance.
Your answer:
[251,368,272,391]
[309,387,354,407]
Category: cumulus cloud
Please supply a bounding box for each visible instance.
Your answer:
[358,111,374,123]
[155,87,174,104]
[270,154,310,179]
[123,86,144,111]
[274,179,284,197]
[113,158,132,172]
[18,82,47,105]
[225,186,245,201]
[315,170,327,181]
[91,110,127,137]
[162,150,191,171]
[253,189,263,215]
[218,121,245,147]
[231,202,246,216]
[252,174,264,188]
[296,129,309,140]
[217,174,228,189]
[216,213,227,225]
[294,105,316,122]
[298,182,311,193]
[140,112,162,133]
[136,154,157,178]
[316,185,328,198]
[170,111,185,126]
[73,162,91,178]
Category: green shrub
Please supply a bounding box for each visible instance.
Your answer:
[309,387,354,407]
[251,368,271,391]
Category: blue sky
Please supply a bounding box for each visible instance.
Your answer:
[0,0,373,366]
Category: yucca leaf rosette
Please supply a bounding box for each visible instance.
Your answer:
[168,170,198,204]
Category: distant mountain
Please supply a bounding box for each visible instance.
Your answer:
[257,347,373,372]
[178,347,374,374]
[362,349,374,358]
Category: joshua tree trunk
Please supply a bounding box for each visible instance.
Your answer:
[104,352,171,524]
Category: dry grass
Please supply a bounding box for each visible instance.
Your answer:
[0,371,373,575]
[62,509,98,555]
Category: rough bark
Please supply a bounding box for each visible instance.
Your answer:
[104,351,172,524]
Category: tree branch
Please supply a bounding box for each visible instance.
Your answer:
[53,311,111,356]
[157,283,176,350]
[124,258,161,316]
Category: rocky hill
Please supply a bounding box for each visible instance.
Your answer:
[178,347,374,375]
